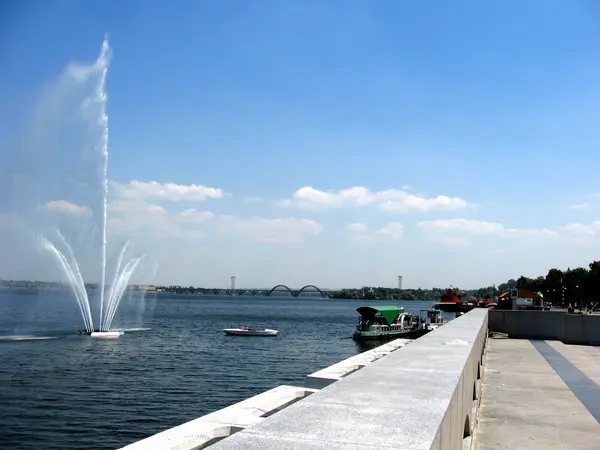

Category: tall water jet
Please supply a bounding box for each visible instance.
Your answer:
[37,38,147,334]
[96,39,110,333]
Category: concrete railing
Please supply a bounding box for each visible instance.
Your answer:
[120,310,489,450]
[119,338,410,450]
[118,385,317,450]
[489,310,600,345]
[306,338,411,389]
[208,309,488,450]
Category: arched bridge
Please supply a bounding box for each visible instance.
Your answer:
[266,284,327,298]
[195,284,327,297]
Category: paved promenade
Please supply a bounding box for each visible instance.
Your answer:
[475,337,600,449]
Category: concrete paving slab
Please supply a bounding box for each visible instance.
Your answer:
[546,340,600,385]
[584,345,600,357]
[531,340,600,422]
[474,338,600,450]
[475,419,563,450]
[207,432,405,450]
[229,400,444,450]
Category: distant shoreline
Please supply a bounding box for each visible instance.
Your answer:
[0,287,439,301]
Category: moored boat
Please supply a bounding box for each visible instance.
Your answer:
[352,305,428,341]
[420,309,446,331]
[433,287,475,313]
[223,327,279,337]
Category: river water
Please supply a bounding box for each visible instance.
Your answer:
[0,290,435,449]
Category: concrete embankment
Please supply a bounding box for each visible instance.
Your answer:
[120,310,489,450]
[489,309,600,345]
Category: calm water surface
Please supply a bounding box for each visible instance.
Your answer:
[0,290,435,449]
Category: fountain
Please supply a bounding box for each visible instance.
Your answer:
[38,38,145,338]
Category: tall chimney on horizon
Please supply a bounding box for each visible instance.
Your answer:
[398,276,403,290]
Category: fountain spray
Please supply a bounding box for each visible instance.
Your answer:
[39,38,146,334]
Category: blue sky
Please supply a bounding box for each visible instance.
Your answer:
[1,1,600,289]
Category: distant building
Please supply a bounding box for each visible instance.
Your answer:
[138,285,156,292]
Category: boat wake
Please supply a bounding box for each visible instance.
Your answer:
[113,327,151,333]
[0,335,59,342]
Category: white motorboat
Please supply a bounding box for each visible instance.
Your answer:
[223,327,279,337]
[90,331,124,339]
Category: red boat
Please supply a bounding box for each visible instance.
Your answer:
[433,288,477,313]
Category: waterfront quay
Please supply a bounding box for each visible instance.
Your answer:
[475,338,600,449]
[121,309,600,450]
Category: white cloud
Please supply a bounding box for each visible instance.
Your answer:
[419,219,505,235]
[109,199,167,215]
[100,180,224,238]
[346,221,403,242]
[217,215,322,243]
[379,195,467,213]
[105,200,213,239]
[42,200,91,215]
[418,218,561,244]
[561,221,600,236]
[346,222,368,233]
[376,222,404,240]
[179,209,216,222]
[419,218,600,245]
[569,203,594,210]
[111,180,225,202]
[435,236,471,245]
[108,200,182,237]
[568,193,600,210]
[278,186,469,212]
[37,180,322,244]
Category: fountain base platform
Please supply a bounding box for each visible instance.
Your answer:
[77,330,124,339]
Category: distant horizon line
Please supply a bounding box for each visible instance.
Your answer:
[0,279,486,291]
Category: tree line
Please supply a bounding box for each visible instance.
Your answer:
[495,261,600,308]
[3,259,600,306]
[328,260,600,306]
[328,286,498,301]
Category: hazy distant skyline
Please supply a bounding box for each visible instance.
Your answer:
[2,2,600,289]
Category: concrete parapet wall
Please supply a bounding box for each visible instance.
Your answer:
[208,309,489,450]
[306,338,411,389]
[121,311,489,450]
[489,310,600,345]
[118,385,317,450]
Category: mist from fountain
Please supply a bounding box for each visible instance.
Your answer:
[37,38,146,333]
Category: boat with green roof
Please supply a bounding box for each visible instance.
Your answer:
[352,305,430,341]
